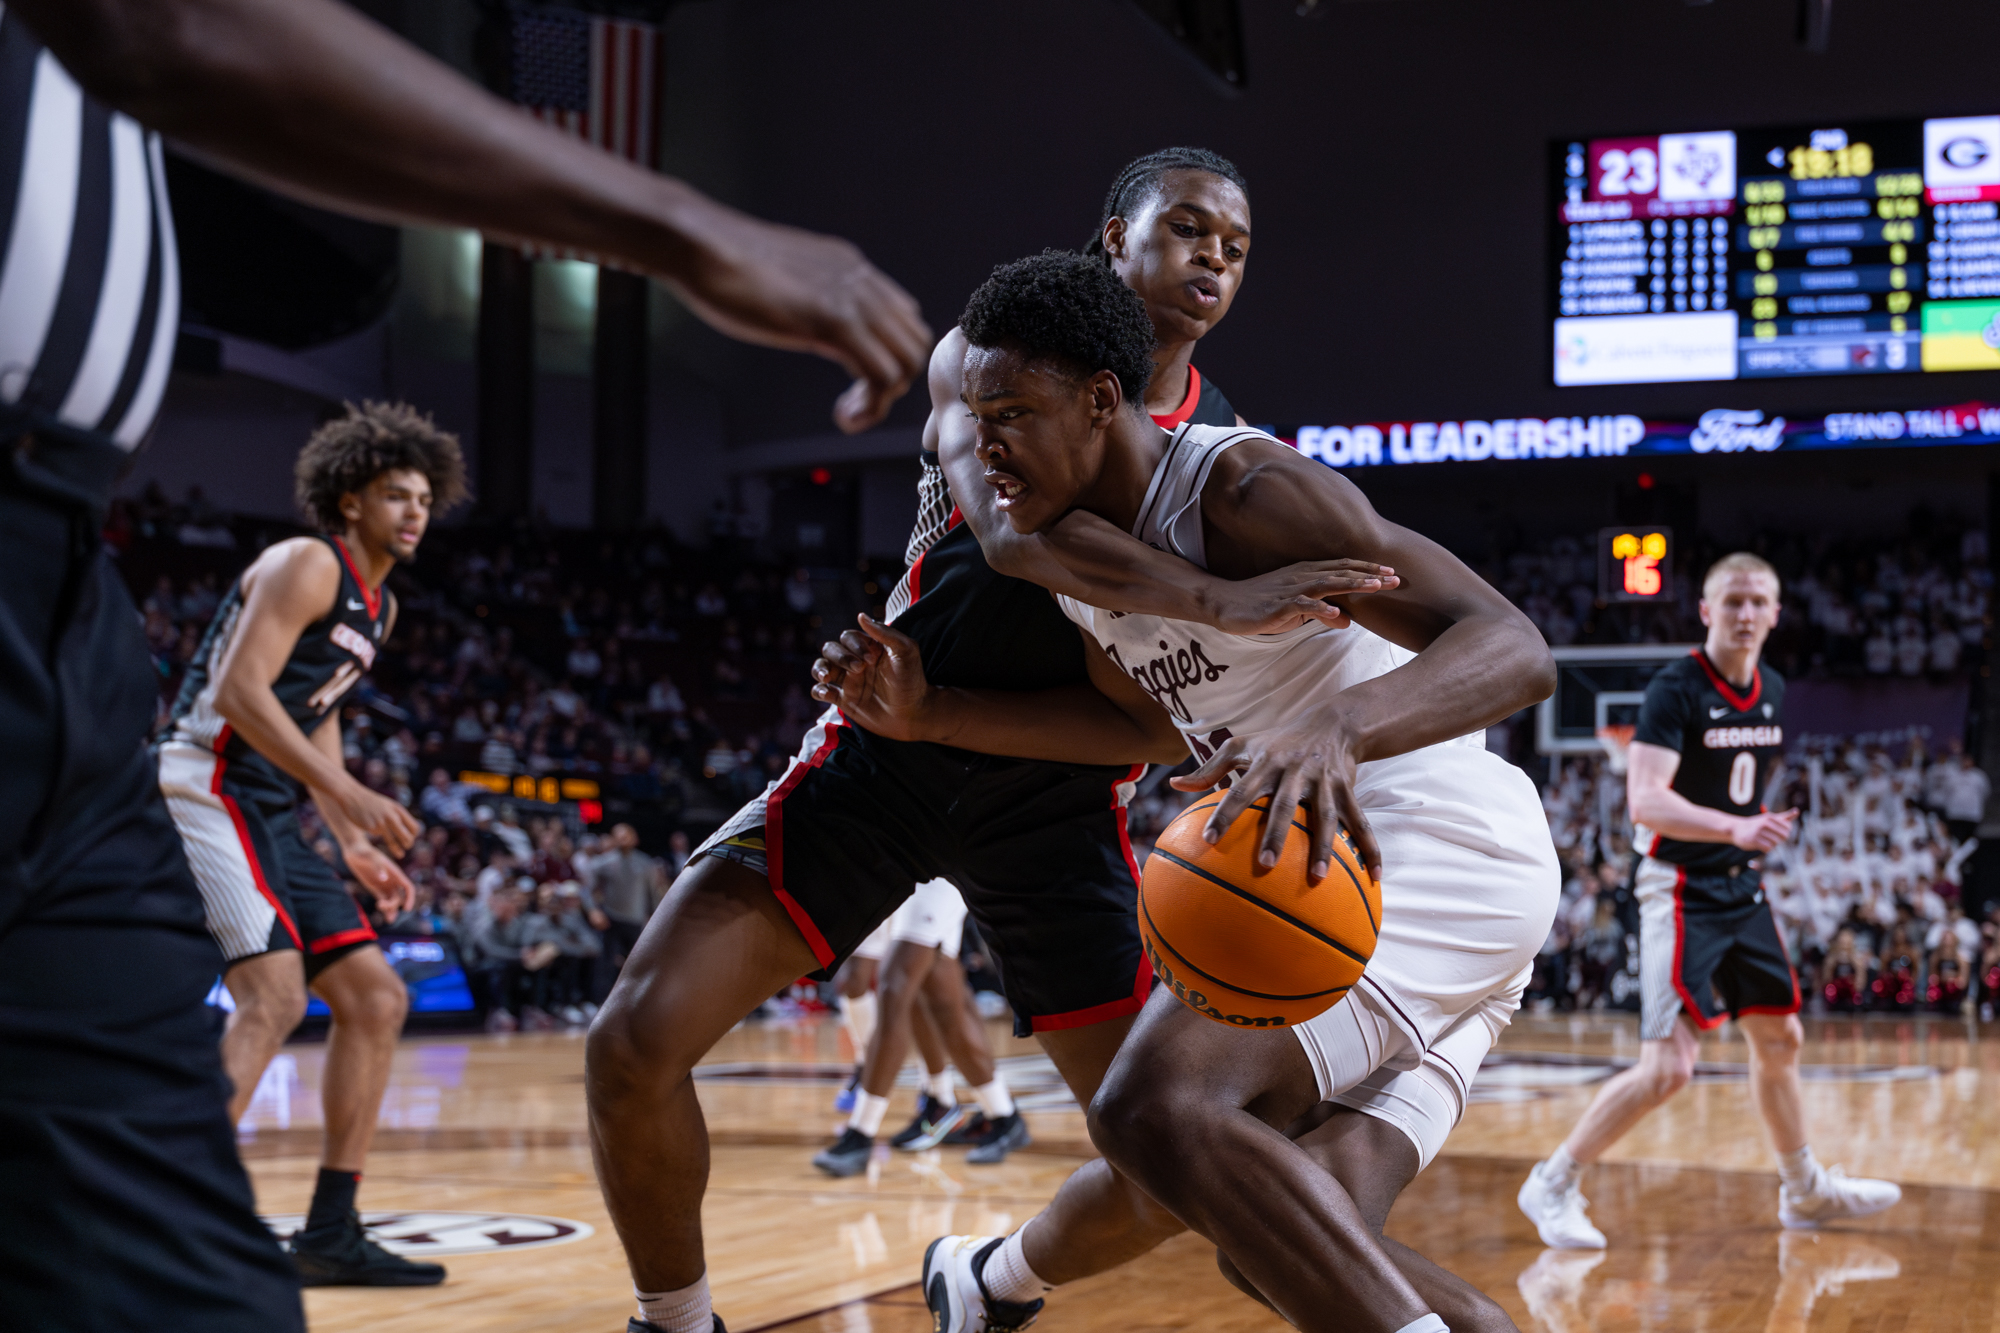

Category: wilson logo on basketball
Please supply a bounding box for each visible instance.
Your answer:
[1144,936,1290,1027]
[1105,637,1229,722]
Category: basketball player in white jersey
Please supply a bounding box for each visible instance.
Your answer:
[813,251,1560,1333]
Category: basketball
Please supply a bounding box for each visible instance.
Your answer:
[1140,793,1381,1029]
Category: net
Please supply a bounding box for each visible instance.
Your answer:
[1596,723,1636,775]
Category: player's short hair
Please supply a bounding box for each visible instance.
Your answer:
[959,250,1157,411]
[1083,147,1248,260]
[295,400,468,531]
[1701,551,1780,600]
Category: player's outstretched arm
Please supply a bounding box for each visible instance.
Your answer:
[922,330,1396,632]
[811,616,1186,766]
[209,539,421,854]
[1174,440,1556,880]
[1626,741,1797,851]
[18,0,928,432]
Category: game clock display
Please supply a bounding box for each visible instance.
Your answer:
[1552,116,2000,386]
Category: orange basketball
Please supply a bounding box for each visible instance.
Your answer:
[1140,793,1381,1029]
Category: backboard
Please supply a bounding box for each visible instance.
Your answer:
[1536,643,1700,760]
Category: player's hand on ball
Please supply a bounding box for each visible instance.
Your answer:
[1207,559,1400,635]
[1732,807,1798,853]
[811,614,934,740]
[346,843,416,916]
[1170,704,1381,886]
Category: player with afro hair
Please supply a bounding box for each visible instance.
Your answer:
[959,249,1158,412]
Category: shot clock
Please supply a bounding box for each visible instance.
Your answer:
[1599,528,1673,605]
[1553,115,2000,386]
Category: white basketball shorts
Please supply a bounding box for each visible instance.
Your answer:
[1291,743,1559,1169]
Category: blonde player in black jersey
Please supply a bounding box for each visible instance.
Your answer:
[1518,554,1900,1248]
[157,403,465,1285]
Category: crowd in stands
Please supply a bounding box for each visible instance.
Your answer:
[1533,735,2000,1021]
[113,481,1998,1029]
[1497,524,1990,681]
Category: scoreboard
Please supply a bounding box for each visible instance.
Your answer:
[1599,527,1673,603]
[1553,116,2000,386]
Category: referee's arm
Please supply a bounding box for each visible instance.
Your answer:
[1627,742,1796,853]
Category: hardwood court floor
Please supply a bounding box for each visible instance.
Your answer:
[241,1013,2000,1332]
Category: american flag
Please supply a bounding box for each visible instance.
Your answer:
[509,6,663,170]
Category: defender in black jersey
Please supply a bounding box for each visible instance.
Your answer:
[1520,554,1899,1250]
[157,404,465,1287]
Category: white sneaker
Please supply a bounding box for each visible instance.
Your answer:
[1778,1165,1902,1229]
[1518,1162,1607,1250]
[922,1235,1042,1333]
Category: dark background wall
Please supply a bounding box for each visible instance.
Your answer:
[631,0,2000,443]
[127,0,2000,545]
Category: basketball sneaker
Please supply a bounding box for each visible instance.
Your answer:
[288,1209,447,1286]
[833,1067,861,1114]
[629,1317,727,1333]
[1516,1161,1606,1250]
[891,1095,967,1151]
[1777,1164,1901,1229]
[923,1235,1043,1333]
[811,1127,875,1178]
[943,1110,990,1145]
[965,1113,1030,1165]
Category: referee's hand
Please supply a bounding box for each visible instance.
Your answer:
[1731,808,1798,853]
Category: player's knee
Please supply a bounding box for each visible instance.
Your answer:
[1086,1076,1192,1177]
[1646,1055,1694,1101]
[1749,1016,1802,1064]
[347,970,410,1033]
[240,981,308,1037]
[586,995,689,1107]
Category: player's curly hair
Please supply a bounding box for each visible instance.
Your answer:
[960,250,1158,410]
[1082,147,1248,261]
[294,400,469,531]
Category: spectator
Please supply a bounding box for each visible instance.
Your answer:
[582,824,663,971]
[419,769,477,827]
[461,885,535,1032]
[1942,750,1991,843]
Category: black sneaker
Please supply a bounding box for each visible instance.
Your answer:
[942,1111,991,1146]
[811,1126,875,1177]
[965,1113,1031,1165]
[630,1317,728,1333]
[891,1094,968,1150]
[922,1234,1043,1333]
[288,1209,447,1287]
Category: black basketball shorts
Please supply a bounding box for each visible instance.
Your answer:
[158,740,379,979]
[1635,856,1799,1040]
[695,710,1152,1036]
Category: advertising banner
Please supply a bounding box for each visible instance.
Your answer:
[1286,400,2000,468]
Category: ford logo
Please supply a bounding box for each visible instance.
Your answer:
[1690,409,1787,454]
[1942,136,1991,171]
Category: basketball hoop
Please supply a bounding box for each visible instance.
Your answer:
[1597,724,1636,775]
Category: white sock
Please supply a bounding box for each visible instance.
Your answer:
[849,1091,889,1137]
[636,1273,711,1333]
[840,992,877,1059]
[971,1075,1014,1119]
[928,1068,956,1104]
[981,1225,1053,1303]
[1392,1316,1448,1333]
[1541,1145,1583,1189]
[1778,1145,1818,1189]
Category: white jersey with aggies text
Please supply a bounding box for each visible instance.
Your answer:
[1058,423,1560,1066]
[1056,423,1485,773]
